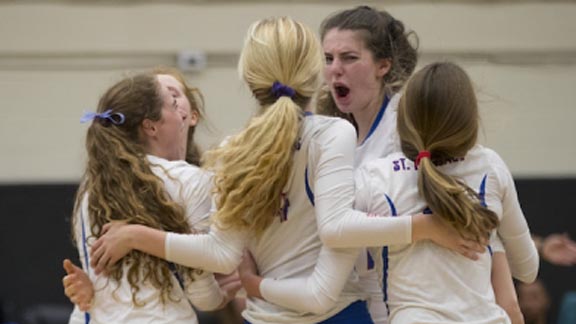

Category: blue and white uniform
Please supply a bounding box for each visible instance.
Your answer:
[354,145,539,324]
[354,94,401,168]
[249,94,537,323]
[165,115,415,324]
[69,156,224,324]
[243,96,409,323]
[353,94,401,324]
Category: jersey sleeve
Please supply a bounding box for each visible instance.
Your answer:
[165,225,248,275]
[163,164,214,232]
[313,121,412,248]
[491,152,539,283]
[259,246,360,314]
[183,170,214,232]
[255,120,408,313]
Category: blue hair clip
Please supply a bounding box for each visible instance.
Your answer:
[271,81,296,99]
[80,109,125,125]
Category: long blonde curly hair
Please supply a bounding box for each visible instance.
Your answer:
[73,72,202,306]
[203,17,324,236]
[397,62,499,243]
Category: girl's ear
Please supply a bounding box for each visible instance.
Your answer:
[189,110,199,127]
[141,119,157,137]
[376,58,392,78]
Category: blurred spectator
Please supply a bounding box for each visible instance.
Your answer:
[518,279,550,324]
[534,233,576,266]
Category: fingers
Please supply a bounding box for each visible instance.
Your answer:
[70,294,92,312]
[460,239,482,254]
[101,223,112,235]
[63,259,76,275]
[216,272,240,286]
[63,274,75,292]
[223,279,243,298]
[456,237,485,260]
[90,237,119,275]
[90,239,106,270]
[459,245,479,261]
[78,301,92,312]
[220,275,242,291]
[90,238,103,263]
[64,279,78,299]
[245,250,256,262]
[460,250,479,261]
[63,259,84,275]
[63,274,92,311]
[93,255,110,276]
[472,241,486,254]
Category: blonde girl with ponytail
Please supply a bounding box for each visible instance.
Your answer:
[202,17,323,237]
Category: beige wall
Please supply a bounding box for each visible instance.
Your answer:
[1,2,575,182]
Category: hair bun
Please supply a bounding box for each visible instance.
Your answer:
[388,18,405,40]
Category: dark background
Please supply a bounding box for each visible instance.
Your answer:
[1,179,574,323]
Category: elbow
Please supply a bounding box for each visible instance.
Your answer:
[511,249,540,284]
[318,226,343,248]
[303,297,336,315]
[512,261,539,284]
[515,269,538,284]
[203,247,243,274]
[300,285,338,314]
[525,267,539,284]
[319,231,334,247]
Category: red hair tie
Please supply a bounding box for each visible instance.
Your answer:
[415,150,431,168]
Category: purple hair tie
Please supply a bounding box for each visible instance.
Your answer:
[80,109,125,126]
[271,81,296,99]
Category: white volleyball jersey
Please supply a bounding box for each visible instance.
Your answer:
[167,115,368,324]
[354,93,402,324]
[354,145,539,324]
[72,156,223,324]
[354,93,402,168]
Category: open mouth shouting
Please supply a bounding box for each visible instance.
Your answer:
[332,82,351,106]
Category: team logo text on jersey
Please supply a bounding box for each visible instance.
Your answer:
[393,156,466,171]
[393,158,413,171]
